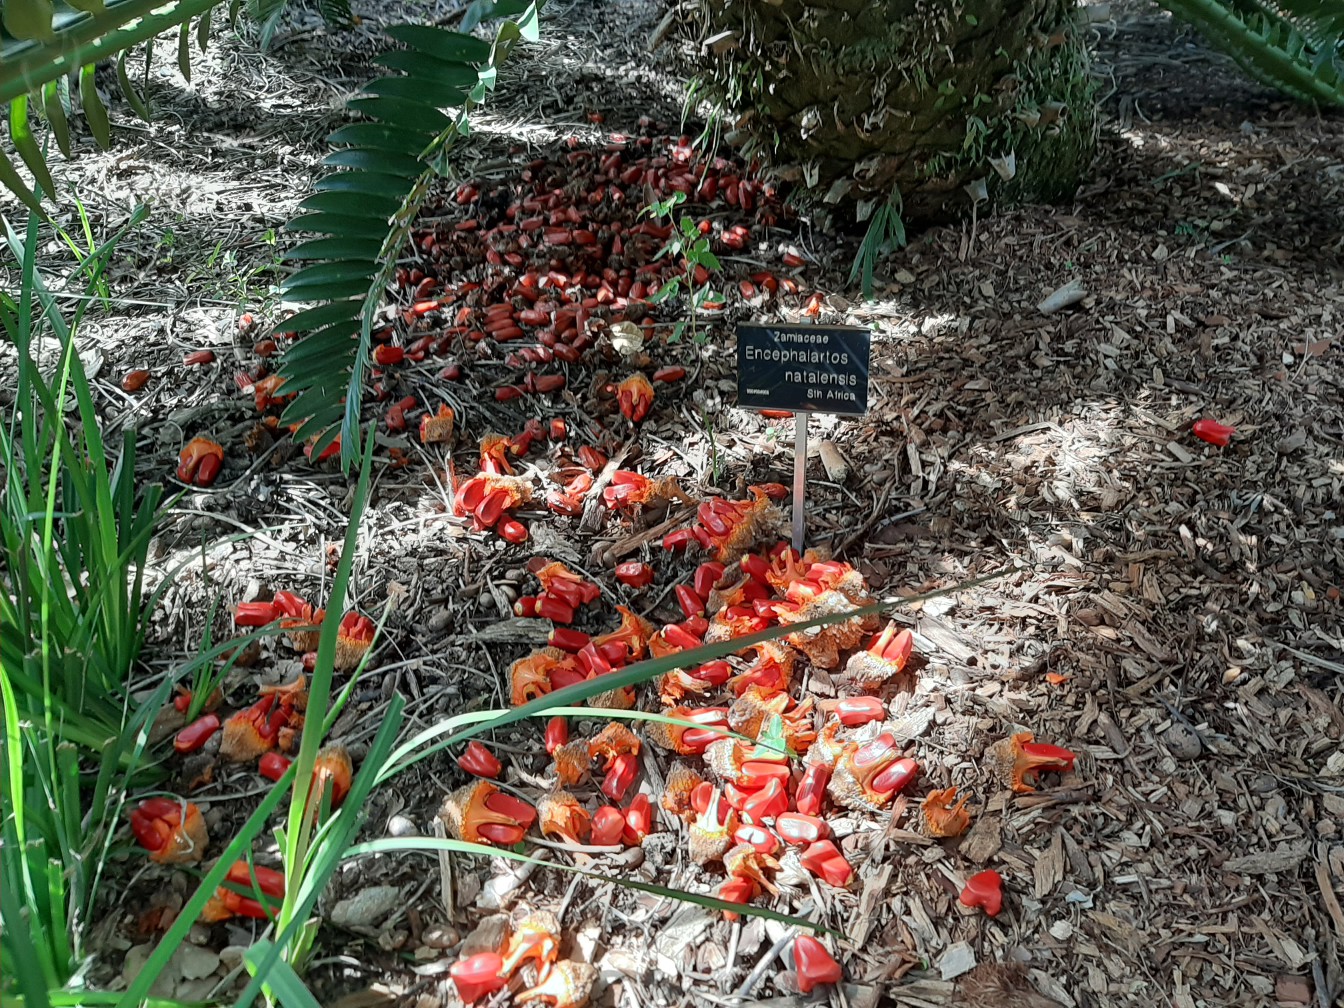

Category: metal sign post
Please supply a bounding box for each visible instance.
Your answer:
[792,413,808,553]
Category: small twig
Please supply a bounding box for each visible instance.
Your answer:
[733,930,794,998]
[600,505,698,563]
[832,505,927,558]
[579,444,634,534]
[434,816,454,920]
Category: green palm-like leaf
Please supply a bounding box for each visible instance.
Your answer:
[276,4,545,468]
[1158,0,1344,104]
[0,0,237,209]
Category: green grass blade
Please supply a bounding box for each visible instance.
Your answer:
[348,837,839,935]
[243,943,323,1008]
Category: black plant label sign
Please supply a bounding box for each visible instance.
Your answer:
[736,322,871,416]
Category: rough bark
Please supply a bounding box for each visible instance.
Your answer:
[690,0,1098,224]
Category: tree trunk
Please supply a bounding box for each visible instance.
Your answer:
[691,0,1098,224]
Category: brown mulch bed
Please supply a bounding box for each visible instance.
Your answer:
[11,2,1343,1007]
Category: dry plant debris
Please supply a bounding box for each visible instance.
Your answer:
[23,1,1343,1006]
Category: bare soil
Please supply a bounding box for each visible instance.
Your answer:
[7,2,1343,1007]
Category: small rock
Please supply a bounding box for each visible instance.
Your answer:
[1246,975,1274,995]
[331,885,403,928]
[386,814,419,837]
[174,943,220,980]
[842,983,881,1008]
[818,440,848,482]
[573,923,602,964]
[1277,429,1307,454]
[121,943,153,987]
[939,941,977,980]
[1162,722,1202,760]
[377,929,408,952]
[123,942,178,999]
[423,924,461,950]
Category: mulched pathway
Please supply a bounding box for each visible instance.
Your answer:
[18,2,1343,1007]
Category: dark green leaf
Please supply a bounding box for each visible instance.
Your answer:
[347,95,456,133]
[326,123,435,156]
[318,0,354,27]
[279,339,357,373]
[282,261,380,286]
[276,299,363,333]
[287,212,395,240]
[313,171,417,199]
[0,133,43,214]
[79,65,110,148]
[320,148,425,177]
[277,278,369,301]
[10,96,57,196]
[383,24,492,64]
[275,319,362,358]
[177,18,192,81]
[196,5,212,51]
[302,419,343,454]
[372,50,480,90]
[358,76,466,113]
[41,80,71,157]
[295,190,400,218]
[115,52,150,121]
[280,236,386,261]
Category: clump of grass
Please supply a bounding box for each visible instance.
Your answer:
[1,204,169,1004]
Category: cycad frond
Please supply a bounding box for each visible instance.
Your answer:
[0,0,230,210]
[274,3,544,467]
[1158,0,1344,105]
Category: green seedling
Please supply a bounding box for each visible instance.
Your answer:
[642,190,721,346]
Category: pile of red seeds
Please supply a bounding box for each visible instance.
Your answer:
[427,514,1080,1005]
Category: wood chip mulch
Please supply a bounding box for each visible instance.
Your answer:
[20,3,1343,1007]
